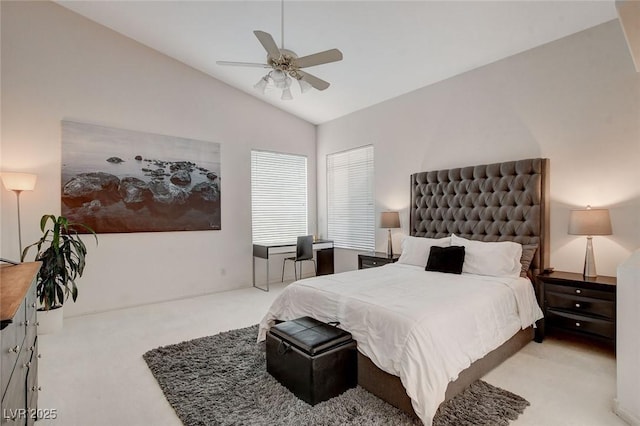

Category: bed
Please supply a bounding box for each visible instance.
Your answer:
[258,158,550,425]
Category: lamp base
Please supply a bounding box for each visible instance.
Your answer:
[583,236,597,278]
[387,229,393,257]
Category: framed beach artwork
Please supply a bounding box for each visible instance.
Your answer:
[61,121,221,233]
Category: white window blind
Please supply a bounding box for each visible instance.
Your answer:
[251,150,308,245]
[327,145,374,251]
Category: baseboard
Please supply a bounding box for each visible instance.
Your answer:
[614,398,640,426]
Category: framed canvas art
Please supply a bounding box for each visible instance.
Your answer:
[61,121,221,233]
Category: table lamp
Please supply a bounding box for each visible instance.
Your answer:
[380,211,400,257]
[1,172,37,259]
[568,206,612,278]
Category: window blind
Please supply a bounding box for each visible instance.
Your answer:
[251,150,308,245]
[327,145,374,251]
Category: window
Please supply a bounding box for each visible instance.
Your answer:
[251,150,308,245]
[327,145,374,251]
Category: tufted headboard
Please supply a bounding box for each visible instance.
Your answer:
[410,158,550,274]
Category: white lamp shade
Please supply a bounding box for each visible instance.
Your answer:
[1,172,37,191]
[568,208,612,236]
[380,211,400,228]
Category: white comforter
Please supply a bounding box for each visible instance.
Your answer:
[257,263,543,425]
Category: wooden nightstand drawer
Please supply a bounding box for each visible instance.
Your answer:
[546,310,615,340]
[361,258,386,268]
[545,283,614,301]
[545,292,615,320]
[358,253,400,270]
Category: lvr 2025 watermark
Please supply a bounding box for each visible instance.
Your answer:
[2,408,57,421]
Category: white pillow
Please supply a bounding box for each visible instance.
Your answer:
[451,234,522,278]
[397,236,450,267]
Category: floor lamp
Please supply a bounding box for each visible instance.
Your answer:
[1,172,37,260]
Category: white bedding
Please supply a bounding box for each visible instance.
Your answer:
[257,263,543,425]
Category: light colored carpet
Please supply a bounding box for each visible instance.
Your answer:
[143,325,529,425]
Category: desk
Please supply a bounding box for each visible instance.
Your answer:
[253,240,334,291]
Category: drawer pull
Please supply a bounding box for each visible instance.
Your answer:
[575,303,581,308]
[23,361,31,368]
[372,261,377,265]
[575,289,582,294]
[24,320,30,326]
[9,345,20,353]
[31,302,37,308]
[31,385,42,392]
[38,353,42,359]
[575,322,581,327]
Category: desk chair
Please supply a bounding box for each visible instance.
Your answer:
[282,235,316,282]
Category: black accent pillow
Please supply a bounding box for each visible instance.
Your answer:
[425,246,465,274]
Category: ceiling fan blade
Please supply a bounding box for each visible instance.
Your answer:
[297,71,330,91]
[295,49,343,69]
[253,30,281,60]
[216,61,270,68]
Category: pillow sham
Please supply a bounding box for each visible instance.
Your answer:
[451,234,522,278]
[520,244,538,278]
[397,236,450,267]
[425,245,465,274]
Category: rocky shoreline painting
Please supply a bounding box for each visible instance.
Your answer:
[61,121,221,233]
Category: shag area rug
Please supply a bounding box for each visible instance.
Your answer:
[143,325,529,426]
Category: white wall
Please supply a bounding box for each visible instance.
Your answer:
[0,1,317,316]
[317,20,640,276]
[615,250,640,425]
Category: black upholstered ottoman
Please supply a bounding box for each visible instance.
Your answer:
[266,316,357,405]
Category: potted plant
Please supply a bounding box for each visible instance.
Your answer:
[21,214,97,334]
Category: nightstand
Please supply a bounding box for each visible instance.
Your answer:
[358,252,400,269]
[536,271,616,347]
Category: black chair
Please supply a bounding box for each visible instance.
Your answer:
[282,235,316,282]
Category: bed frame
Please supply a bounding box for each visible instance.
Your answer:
[357,158,550,418]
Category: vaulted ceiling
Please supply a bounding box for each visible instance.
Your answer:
[57,1,618,124]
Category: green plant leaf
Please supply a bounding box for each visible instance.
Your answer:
[27,214,97,308]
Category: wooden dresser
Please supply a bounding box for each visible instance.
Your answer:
[1,262,41,425]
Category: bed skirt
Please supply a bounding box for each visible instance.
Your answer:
[357,327,534,418]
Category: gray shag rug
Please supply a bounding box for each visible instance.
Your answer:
[143,325,529,425]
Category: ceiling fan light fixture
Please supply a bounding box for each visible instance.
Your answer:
[217,1,343,99]
[269,69,285,81]
[298,77,313,94]
[254,76,269,94]
[281,87,293,101]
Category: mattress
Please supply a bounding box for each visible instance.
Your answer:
[258,263,543,425]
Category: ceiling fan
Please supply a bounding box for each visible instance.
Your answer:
[216,4,343,100]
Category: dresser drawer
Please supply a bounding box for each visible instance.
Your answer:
[546,292,615,320]
[25,284,37,324]
[1,338,30,424]
[0,301,26,398]
[26,341,38,420]
[1,368,26,425]
[545,283,614,301]
[546,310,615,340]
